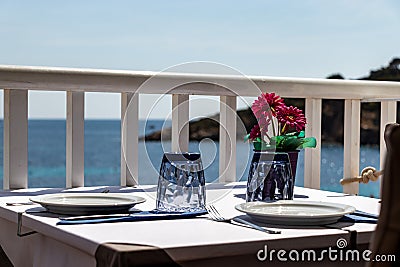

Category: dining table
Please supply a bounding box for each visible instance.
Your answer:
[0,182,380,267]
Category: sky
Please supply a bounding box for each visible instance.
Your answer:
[0,0,399,119]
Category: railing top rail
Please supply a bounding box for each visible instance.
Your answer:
[1,64,400,100]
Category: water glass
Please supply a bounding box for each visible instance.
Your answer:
[156,153,206,212]
[246,152,294,202]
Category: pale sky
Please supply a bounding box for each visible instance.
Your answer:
[0,0,399,119]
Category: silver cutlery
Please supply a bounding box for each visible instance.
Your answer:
[57,210,207,225]
[206,205,281,234]
[60,213,131,221]
[354,210,379,219]
[326,193,353,197]
[6,201,36,206]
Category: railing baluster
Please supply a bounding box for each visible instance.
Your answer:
[343,99,361,194]
[2,65,400,193]
[304,98,321,189]
[379,100,397,196]
[219,96,237,183]
[121,92,138,186]
[66,91,85,188]
[3,89,28,189]
[171,94,189,153]
[380,101,397,170]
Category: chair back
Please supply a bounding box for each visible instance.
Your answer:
[368,123,400,266]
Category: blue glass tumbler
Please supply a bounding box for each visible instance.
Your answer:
[156,153,206,212]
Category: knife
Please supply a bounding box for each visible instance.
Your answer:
[353,210,379,219]
[57,210,207,225]
[60,213,132,221]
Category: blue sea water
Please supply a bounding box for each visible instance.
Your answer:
[0,120,381,198]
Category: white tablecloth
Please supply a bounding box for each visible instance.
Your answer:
[0,183,379,267]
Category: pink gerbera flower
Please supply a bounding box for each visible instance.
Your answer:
[249,124,261,140]
[251,92,285,118]
[257,116,271,133]
[276,105,307,133]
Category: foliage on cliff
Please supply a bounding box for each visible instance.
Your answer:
[361,58,400,82]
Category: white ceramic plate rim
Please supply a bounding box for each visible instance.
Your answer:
[235,200,356,219]
[30,193,146,208]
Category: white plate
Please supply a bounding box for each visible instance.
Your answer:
[30,193,146,215]
[235,201,356,225]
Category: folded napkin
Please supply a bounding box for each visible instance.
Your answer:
[339,210,379,224]
[57,210,207,225]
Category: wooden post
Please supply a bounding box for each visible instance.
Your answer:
[343,99,360,194]
[304,98,322,189]
[219,96,237,183]
[66,91,85,188]
[3,89,28,189]
[171,94,189,153]
[121,92,139,186]
[380,100,397,196]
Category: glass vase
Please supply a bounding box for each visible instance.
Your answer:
[246,151,295,202]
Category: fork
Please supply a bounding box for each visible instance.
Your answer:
[206,205,281,234]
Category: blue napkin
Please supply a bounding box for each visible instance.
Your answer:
[57,210,207,225]
[339,210,378,224]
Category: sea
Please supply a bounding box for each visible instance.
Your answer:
[0,120,381,198]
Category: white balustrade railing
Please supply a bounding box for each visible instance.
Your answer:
[1,65,399,195]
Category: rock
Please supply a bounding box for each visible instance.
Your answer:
[142,109,257,141]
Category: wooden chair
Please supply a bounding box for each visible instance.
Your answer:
[368,123,400,266]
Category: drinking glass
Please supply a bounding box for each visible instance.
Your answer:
[156,153,206,212]
[246,152,294,202]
